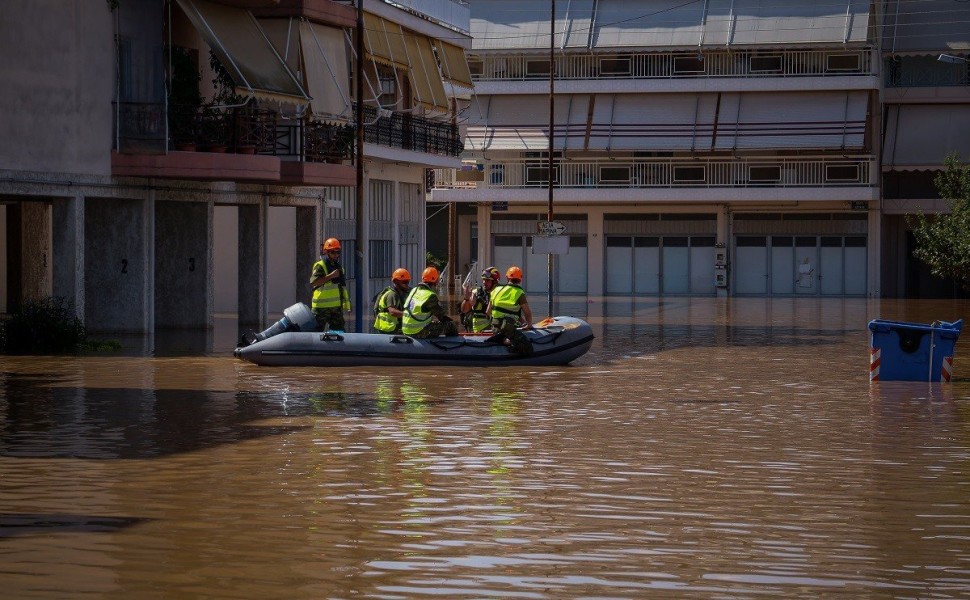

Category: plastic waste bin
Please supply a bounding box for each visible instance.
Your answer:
[868,318,963,382]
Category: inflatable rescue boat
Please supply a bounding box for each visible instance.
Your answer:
[234,303,594,367]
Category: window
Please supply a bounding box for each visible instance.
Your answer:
[526,59,550,78]
[526,165,559,184]
[674,56,705,75]
[600,165,631,183]
[827,54,860,72]
[826,164,860,182]
[750,55,782,73]
[600,56,631,76]
[749,165,781,183]
[673,165,705,182]
[376,64,397,107]
[490,164,504,185]
[468,59,483,77]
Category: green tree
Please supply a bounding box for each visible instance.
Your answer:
[909,154,970,290]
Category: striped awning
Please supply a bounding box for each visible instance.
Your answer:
[176,0,308,103]
[259,18,351,119]
[883,104,970,169]
[714,91,868,151]
[465,95,590,151]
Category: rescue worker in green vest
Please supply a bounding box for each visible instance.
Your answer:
[402,266,459,338]
[459,266,500,332]
[373,268,411,334]
[309,237,350,332]
[486,265,534,356]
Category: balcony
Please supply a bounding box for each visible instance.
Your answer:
[884,55,970,87]
[360,104,463,158]
[471,49,875,82]
[111,102,355,184]
[431,156,877,204]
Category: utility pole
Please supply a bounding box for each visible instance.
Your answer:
[546,0,555,317]
[354,0,365,332]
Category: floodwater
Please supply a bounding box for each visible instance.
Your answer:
[2,297,969,599]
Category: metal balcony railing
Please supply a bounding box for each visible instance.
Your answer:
[360,104,463,157]
[471,48,874,82]
[433,156,875,190]
[275,120,355,163]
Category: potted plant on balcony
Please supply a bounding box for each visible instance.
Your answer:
[167,45,203,151]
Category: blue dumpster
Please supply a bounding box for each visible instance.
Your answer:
[868,319,963,382]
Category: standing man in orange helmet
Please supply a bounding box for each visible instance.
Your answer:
[373,268,411,334]
[310,237,349,332]
[486,265,534,356]
[402,266,458,338]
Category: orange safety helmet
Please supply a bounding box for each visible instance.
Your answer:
[421,266,440,284]
[506,266,523,281]
[392,268,411,283]
[322,238,341,252]
[482,266,500,282]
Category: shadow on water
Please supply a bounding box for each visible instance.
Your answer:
[0,374,446,460]
[0,513,149,539]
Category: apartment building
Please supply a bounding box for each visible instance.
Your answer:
[431,0,970,299]
[0,0,471,333]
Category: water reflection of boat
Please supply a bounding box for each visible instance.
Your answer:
[234,313,594,367]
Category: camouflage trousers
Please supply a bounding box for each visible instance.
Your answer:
[313,307,345,332]
[411,319,458,338]
[490,317,534,356]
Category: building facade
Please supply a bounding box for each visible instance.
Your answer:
[0,0,472,334]
[431,0,970,299]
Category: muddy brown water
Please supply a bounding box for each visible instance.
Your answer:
[1,298,969,598]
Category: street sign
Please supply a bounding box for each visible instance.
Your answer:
[536,220,566,236]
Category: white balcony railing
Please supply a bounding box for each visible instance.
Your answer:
[433,157,874,190]
[471,49,874,82]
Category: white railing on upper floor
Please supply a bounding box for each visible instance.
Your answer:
[471,49,874,81]
[433,156,874,190]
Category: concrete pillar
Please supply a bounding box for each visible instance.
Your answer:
[53,194,85,320]
[84,197,151,333]
[867,199,881,298]
[296,204,319,306]
[19,200,53,303]
[154,199,212,328]
[587,207,605,297]
[716,204,730,298]
[476,202,492,268]
[238,199,267,329]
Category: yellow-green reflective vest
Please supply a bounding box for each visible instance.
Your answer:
[489,284,524,320]
[373,286,401,333]
[402,285,435,335]
[311,259,342,309]
[467,287,491,332]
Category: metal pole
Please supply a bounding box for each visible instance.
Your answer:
[354,0,365,332]
[547,0,555,318]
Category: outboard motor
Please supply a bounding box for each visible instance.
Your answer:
[238,303,317,347]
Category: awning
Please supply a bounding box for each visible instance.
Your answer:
[363,12,408,69]
[714,91,868,151]
[883,105,970,168]
[883,0,970,54]
[590,0,870,49]
[259,18,351,119]
[404,33,449,112]
[176,0,308,103]
[470,0,595,50]
[434,40,473,89]
[465,95,590,151]
[588,93,718,151]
